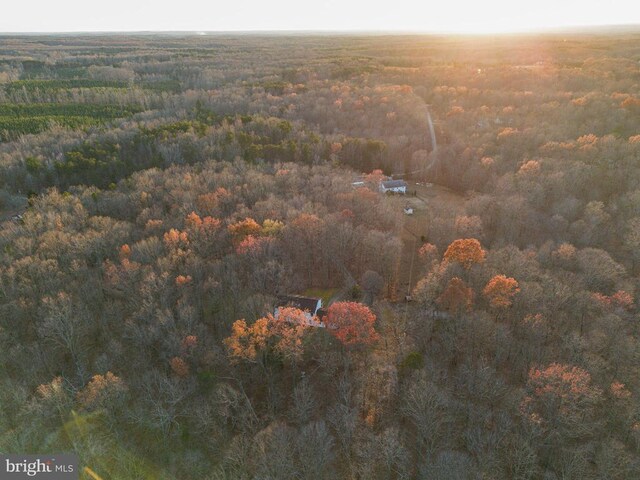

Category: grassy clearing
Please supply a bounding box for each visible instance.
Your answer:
[301,287,339,305]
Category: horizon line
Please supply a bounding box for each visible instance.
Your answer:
[1,23,640,37]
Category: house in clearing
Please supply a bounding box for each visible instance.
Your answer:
[379,179,407,194]
[275,295,325,327]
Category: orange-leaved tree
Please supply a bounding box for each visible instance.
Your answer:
[228,217,262,239]
[443,238,486,269]
[163,228,189,249]
[223,307,311,363]
[483,275,520,308]
[77,372,126,410]
[224,318,269,362]
[323,301,379,347]
[270,307,313,360]
[170,357,190,377]
[185,211,222,232]
[236,235,272,255]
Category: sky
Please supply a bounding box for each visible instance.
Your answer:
[2,0,640,34]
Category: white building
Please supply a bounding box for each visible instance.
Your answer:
[379,179,407,194]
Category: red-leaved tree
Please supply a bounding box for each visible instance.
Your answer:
[323,302,379,347]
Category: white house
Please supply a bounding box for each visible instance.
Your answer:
[379,179,407,194]
[274,295,325,327]
[404,206,414,215]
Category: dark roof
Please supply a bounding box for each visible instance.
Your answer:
[276,295,321,313]
[381,179,407,188]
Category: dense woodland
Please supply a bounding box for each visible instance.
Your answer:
[1,32,640,479]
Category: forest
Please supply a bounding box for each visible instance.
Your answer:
[1,31,640,479]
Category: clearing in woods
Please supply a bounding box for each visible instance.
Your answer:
[396,183,467,298]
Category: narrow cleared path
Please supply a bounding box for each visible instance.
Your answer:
[396,183,467,298]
